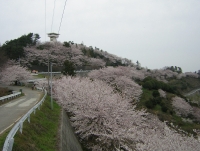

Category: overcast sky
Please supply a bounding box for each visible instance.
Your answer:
[0,0,200,72]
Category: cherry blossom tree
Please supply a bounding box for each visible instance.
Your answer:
[185,72,199,78]
[88,58,106,68]
[34,78,48,89]
[176,73,186,79]
[192,107,200,122]
[172,96,193,117]
[89,66,145,81]
[53,77,200,150]
[93,47,134,66]
[0,64,32,85]
[172,96,200,122]
[54,77,147,150]
[88,67,143,101]
[158,89,166,98]
[19,42,132,71]
[148,69,178,82]
[135,119,200,151]
[148,68,199,82]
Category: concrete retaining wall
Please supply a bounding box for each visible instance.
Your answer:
[60,109,83,151]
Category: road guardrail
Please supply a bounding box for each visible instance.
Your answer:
[0,92,21,102]
[2,88,47,151]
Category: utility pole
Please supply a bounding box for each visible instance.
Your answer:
[50,62,53,110]
[48,53,50,94]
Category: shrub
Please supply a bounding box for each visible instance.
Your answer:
[145,100,154,109]
[152,97,162,105]
[161,105,168,113]
[153,90,160,97]
[142,77,175,93]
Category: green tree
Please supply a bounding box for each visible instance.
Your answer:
[32,33,40,45]
[152,90,160,97]
[136,60,141,69]
[178,67,182,73]
[2,33,40,60]
[0,50,8,68]
[62,60,76,76]
[63,41,70,47]
[170,66,175,72]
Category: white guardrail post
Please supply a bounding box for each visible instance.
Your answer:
[2,88,47,151]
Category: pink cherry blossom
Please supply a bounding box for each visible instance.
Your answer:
[0,64,32,85]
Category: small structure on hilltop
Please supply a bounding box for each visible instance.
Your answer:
[47,33,59,42]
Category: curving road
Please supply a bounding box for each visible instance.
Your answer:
[0,86,43,134]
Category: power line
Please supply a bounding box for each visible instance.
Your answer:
[45,0,46,41]
[51,0,57,32]
[58,0,68,34]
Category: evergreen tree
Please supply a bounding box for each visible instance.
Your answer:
[2,33,40,60]
[178,67,182,73]
[63,41,70,47]
[0,50,7,68]
[62,60,76,76]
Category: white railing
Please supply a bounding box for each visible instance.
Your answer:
[75,70,91,73]
[38,70,92,74]
[0,92,22,102]
[2,88,47,151]
[27,78,46,83]
[38,72,61,74]
[185,88,200,96]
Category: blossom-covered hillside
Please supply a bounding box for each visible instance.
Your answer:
[19,41,133,71]
[49,65,200,150]
[53,72,200,150]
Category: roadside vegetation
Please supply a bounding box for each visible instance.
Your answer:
[168,77,200,94]
[0,87,11,97]
[0,87,24,106]
[137,76,200,135]
[32,74,46,79]
[0,96,61,151]
[187,92,200,106]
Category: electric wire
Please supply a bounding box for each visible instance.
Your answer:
[58,0,68,34]
[51,0,57,32]
[45,0,46,41]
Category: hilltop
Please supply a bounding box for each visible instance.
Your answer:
[0,33,133,72]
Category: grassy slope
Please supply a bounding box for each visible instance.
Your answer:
[0,96,61,151]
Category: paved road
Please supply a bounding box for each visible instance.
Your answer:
[0,86,43,134]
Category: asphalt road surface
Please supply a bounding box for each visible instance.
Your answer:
[0,86,43,134]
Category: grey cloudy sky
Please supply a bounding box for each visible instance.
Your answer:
[0,0,200,72]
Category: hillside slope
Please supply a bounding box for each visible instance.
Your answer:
[19,41,133,71]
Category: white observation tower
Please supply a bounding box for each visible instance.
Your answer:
[47,33,60,42]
